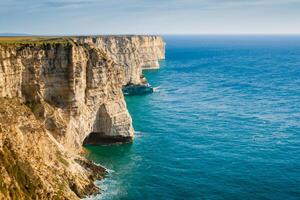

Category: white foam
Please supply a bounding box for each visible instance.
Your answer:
[153,86,161,92]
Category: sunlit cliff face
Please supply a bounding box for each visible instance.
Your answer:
[0,35,165,199]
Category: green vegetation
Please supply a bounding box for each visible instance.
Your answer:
[53,182,66,200]
[56,151,69,167]
[0,36,73,47]
[0,146,39,200]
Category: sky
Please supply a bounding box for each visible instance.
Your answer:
[0,0,300,35]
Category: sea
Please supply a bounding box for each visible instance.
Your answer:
[85,35,300,200]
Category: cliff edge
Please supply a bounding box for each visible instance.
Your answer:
[0,36,165,199]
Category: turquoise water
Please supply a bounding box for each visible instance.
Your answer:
[86,36,300,200]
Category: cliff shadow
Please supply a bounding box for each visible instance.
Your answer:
[83,104,133,145]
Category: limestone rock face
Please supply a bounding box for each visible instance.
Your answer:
[0,98,106,199]
[0,36,165,149]
[74,36,165,84]
[0,36,165,199]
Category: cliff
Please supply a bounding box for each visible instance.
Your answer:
[74,36,165,84]
[0,36,165,199]
[0,98,106,199]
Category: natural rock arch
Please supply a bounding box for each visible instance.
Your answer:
[83,103,134,145]
[83,104,112,145]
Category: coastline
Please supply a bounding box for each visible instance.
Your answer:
[0,35,165,199]
[81,35,300,200]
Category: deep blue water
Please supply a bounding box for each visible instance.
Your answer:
[86,36,300,200]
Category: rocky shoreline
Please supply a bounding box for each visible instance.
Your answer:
[0,36,165,199]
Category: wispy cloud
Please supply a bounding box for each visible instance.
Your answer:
[0,0,299,34]
[2,0,299,12]
[125,0,300,10]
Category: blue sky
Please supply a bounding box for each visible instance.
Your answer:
[0,0,300,35]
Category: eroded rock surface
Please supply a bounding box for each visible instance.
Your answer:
[0,36,165,199]
[0,98,106,199]
[74,36,165,84]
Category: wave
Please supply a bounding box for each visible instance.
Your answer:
[153,86,161,92]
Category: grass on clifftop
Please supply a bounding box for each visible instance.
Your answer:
[0,36,72,46]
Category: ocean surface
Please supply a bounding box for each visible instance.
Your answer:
[85,35,300,200]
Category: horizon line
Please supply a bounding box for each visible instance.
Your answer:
[1,33,300,37]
